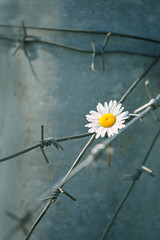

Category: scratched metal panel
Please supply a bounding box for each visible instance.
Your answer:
[0,1,160,240]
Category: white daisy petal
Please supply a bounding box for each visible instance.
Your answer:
[88,128,95,133]
[117,115,129,121]
[117,106,124,115]
[110,128,115,136]
[85,122,99,128]
[96,103,105,114]
[86,115,100,120]
[112,125,119,134]
[95,132,101,139]
[88,126,100,133]
[112,106,121,115]
[108,100,113,112]
[86,118,99,123]
[116,123,126,129]
[95,126,104,133]
[115,103,122,111]
[104,102,109,113]
[89,111,101,117]
[117,111,129,120]
[114,107,124,116]
[101,128,107,138]
[107,128,112,137]
[96,127,104,138]
[116,120,125,125]
[86,117,98,122]
[110,100,117,113]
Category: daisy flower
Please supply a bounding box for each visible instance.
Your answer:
[85,100,129,139]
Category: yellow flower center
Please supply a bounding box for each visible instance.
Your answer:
[99,113,116,128]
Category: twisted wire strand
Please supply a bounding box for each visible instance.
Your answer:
[22,101,160,240]
[101,128,160,240]
[0,59,159,239]
[0,23,160,44]
[1,103,158,240]
[0,23,160,239]
[24,134,95,240]
[0,133,93,163]
[0,93,159,165]
[0,22,159,59]
[118,54,160,103]
[0,34,156,58]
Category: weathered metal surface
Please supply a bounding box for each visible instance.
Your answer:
[0,1,160,240]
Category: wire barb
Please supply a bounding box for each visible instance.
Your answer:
[40,126,64,164]
[118,54,160,103]
[0,131,93,163]
[91,41,96,71]
[123,165,154,180]
[145,80,160,121]
[0,24,158,65]
[12,21,28,56]
[59,187,76,201]
[134,94,160,113]
[102,32,111,70]
[1,23,160,240]
[101,129,160,240]
[41,186,76,202]
[41,186,61,202]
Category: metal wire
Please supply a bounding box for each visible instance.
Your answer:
[0,22,159,60]
[24,135,95,240]
[101,129,160,240]
[0,56,159,238]
[118,54,160,103]
[0,34,156,58]
[1,23,160,45]
[20,98,160,240]
[0,131,93,163]
[0,23,160,240]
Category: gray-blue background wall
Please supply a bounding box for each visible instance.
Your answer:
[0,1,160,240]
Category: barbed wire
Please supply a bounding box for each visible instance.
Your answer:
[1,80,160,240]
[0,127,93,163]
[2,122,159,240]
[1,22,160,240]
[101,129,160,239]
[2,104,159,239]
[0,94,159,166]
[0,22,160,72]
[5,95,157,240]
[0,33,160,164]
[118,54,160,103]
[1,22,160,44]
